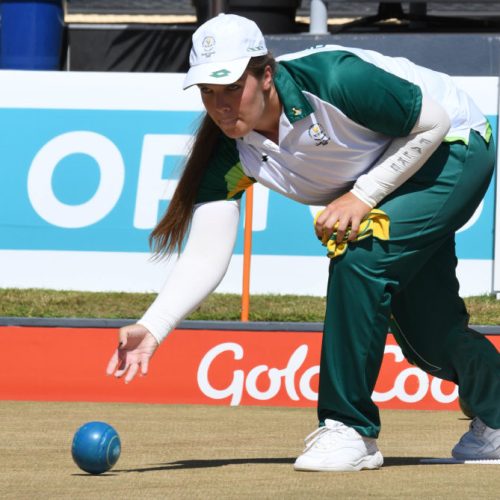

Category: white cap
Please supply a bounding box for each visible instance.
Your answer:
[183,14,268,90]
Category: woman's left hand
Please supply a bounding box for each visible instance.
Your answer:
[315,192,372,243]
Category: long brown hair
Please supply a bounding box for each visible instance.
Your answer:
[150,54,276,256]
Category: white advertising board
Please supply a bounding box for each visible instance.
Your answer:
[0,71,497,296]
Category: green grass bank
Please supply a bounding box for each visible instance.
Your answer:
[1,288,500,324]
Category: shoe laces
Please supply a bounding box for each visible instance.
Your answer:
[303,421,349,451]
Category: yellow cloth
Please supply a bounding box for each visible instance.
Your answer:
[314,208,390,259]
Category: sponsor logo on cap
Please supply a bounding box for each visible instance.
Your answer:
[210,69,231,78]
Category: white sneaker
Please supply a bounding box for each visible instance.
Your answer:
[294,419,384,472]
[452,417,500,460]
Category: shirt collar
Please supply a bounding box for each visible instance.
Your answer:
[273,62,314,123]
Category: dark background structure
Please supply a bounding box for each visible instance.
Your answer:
[64,1,500,74]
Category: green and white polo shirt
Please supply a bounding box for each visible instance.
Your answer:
[195,45,489,206]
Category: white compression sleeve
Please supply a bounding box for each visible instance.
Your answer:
[138,199,241,344]
[351,95,451,207]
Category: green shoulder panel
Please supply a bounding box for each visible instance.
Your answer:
[195,133,255,204]
[278,50,422,137]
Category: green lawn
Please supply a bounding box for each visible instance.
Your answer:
[1,288,500,324]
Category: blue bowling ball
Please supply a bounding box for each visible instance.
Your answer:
[71,421,121,474]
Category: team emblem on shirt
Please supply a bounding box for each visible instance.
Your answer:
[308,123,330,146]
[201,36,216,58]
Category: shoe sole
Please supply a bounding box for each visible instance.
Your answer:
[294,451,384,472]
[452,444,500,461]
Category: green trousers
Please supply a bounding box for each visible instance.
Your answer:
[319,130,500,438]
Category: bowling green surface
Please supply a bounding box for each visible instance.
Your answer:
[0,401,498,499]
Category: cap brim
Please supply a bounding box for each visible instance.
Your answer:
[182,57,251,90]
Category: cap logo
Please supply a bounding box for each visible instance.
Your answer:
[210,69,231,78]
[201,36,216,58]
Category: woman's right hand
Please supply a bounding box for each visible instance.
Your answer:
[106,323,159,384]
